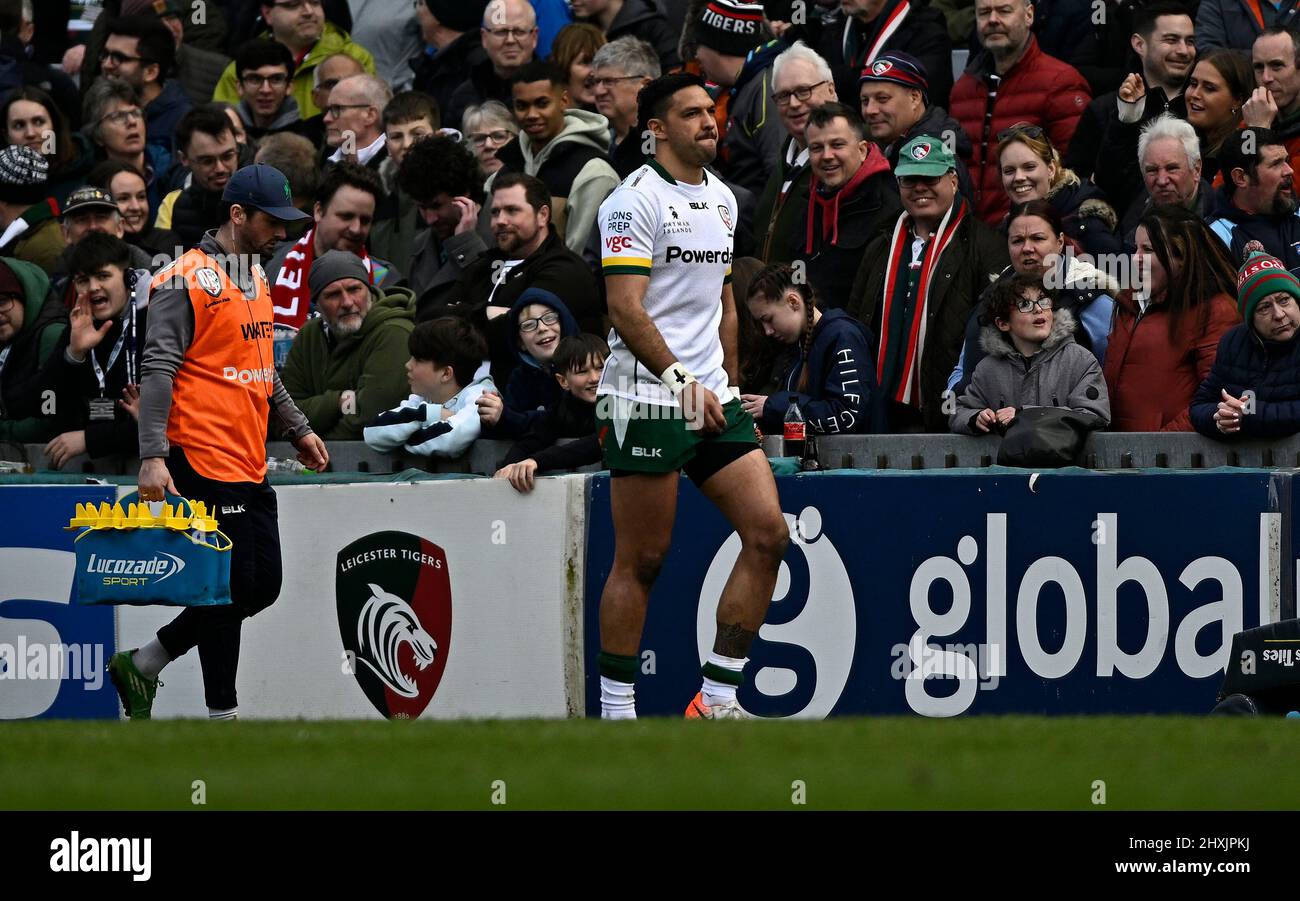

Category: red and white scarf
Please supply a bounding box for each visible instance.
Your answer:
[875,197,967,404]
[271,226,377,330]
[844,0,911,70]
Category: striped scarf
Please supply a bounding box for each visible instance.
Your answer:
[876,197,967,404]
[271,227,381,330]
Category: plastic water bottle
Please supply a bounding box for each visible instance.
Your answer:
[265,456,309,474]
[784,402,805,459]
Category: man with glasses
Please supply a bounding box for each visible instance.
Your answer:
[213,0,376,120]
[848,135,1009,432]
[324,74,393,170]
[412,0,491,129]
[117,0,231,106]
[100,15,193,157]
[859,52,973,199]
[950,0,1091,224]
[590,37,660,177]
[155,106,242,250]
[754,40,838,263]
[232,39,310,143]
[446,0,539,131]
[300,53,367,148]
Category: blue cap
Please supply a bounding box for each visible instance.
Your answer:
[221,163,310,221]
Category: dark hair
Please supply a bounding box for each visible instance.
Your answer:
[1220,127,1287,196]
[1,86,74,169]
[105,15,176,81]
[510,59,566,88]
[234,38,295,80]
[316,160,384,210]
[806,101,866,140]
[491,171,550,212]
[1136,203,1239,339]
[68,232,134,281]
[637,72,707,130]
[1007,198,1065,237]
[176,103,236,155]
[986,272,1053,325]
[747,263,820,393]
[1133,2,1195,39]
[87,159,146,194]
[409,316,488,388]
[551,333,609,376]
[1195,48,1253,152]
[1259,25,1300,66]
[551,22,606,76]
[733,255,778,394]
[383,90,440,131]
[398,133,483,204]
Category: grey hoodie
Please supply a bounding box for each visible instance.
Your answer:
[950,307,1111,434]
[485,109,620,255]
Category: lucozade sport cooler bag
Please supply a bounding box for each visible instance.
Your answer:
[70,491,232,607]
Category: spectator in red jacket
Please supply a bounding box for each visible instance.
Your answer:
[949,0,1091,224]
[1104,204,1240,431]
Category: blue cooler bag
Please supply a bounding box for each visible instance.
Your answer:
[69,491,233,607]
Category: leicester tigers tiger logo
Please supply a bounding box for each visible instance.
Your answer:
[356,583,438,698]
[337,532,452,718]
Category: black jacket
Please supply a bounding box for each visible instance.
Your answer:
[798,151,902,309]
[1048,177,1122,258]
[1191,324,1300,439]
[170,184,226,251]
[848,209,1009,431]
[582,0,680,70]
[0,289,66,435]
[412,31,488,131]
[754,136,812,264]
[1081,86,1188,209]
[46,301,149,460]
[816,0,953,110]
[502,391,601,471]
[445,226,605,385]
[446,54,515,135]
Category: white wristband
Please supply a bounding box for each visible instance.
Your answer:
[660,362,697,398]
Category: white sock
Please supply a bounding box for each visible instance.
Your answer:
[600,676,636,720]
[702,652,746,707]
[208,707,238,720]
[132,639,171,679]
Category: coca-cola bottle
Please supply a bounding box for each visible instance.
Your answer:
[784,402,805,458]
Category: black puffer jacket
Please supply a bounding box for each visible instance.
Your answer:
[411,31,488,131]
[170,185,226,251]
[1191,323,1300,439]
[1046,175,1122,258]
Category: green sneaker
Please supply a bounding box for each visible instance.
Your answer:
[107,650,160,720]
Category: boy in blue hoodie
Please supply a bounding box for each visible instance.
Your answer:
[740,263,883,435]
[364,316,496,457]
[476,286,580,439]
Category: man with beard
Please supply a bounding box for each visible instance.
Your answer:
[1210,129,1300,270]
[267,162,400,367]
[155,106,240,251]
[113,163,328,721]
[453,173,602,386]
[593,73,789,721]
[280,249,416,439]
[1074,4,1196,205]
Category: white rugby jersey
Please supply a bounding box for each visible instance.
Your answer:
[597,159,737,406]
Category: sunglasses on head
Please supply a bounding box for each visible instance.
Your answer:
[997,122,1045,142]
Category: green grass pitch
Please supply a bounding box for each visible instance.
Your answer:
[2,717,1295,810]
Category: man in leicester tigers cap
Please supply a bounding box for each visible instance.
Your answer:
[847,133,1009,432]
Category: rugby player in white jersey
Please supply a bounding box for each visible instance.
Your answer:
[594,73,789,720]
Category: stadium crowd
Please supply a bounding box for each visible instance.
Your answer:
[7,0,1300,485]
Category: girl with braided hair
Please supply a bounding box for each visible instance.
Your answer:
[740,262,884,435]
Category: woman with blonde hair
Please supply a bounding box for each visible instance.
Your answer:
[997,122,1122,258]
